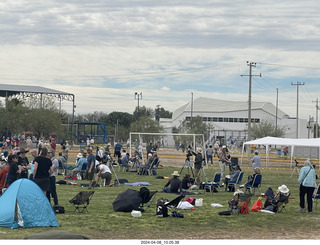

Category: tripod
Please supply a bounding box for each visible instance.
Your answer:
[179,158,195,178]
[106,155,121,185]
[290,159,299,178]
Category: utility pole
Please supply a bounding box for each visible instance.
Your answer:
[313,98,319,138]
[191,92,194,130]
[291,82,305,138]
[275,88,279,136]
[240,61,261,142]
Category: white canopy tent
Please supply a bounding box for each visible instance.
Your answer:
[241,136,320,168]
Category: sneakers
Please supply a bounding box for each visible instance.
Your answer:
[297,208,305,213]
[88,187,92,190]
[239,185,244,188]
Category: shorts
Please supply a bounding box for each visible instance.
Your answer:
[86,169,95,181]
[33,178,50,191]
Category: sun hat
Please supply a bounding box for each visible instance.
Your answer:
[171,171,180,177]
[278,184,289,194]
[197,147,202,153]
[77,153,83,158]
[222,145,227,149]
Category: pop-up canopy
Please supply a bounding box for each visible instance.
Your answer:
[242,136,320,168]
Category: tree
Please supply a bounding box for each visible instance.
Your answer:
[155,107,173,121]
[130,116,163,143]
[176,116,209,147]
[251,119,286,138]
[133,106,153,120]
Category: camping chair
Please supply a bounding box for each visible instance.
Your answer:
[147,158,160,175]
[245,174,262,195]
[264,191,290,213]
[164,194,185,215]
[312,184,320,211]
[227,171,244,192]
[69,191,95,213]
[139,187,158,212]
[204,172,221,194]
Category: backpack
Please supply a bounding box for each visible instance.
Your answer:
[53,205,65,214]
[156,204,168,218]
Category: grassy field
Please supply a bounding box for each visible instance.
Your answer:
[1,151,320,240]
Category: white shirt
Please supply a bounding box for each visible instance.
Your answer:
[99,164,112,174]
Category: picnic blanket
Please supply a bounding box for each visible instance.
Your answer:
[124,182,151,186]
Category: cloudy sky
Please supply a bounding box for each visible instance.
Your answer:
[0,0,320,121]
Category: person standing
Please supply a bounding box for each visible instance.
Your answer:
[33,147,53,195]
[50,138,56,151]
[206,145,214,166]
[298,159,317,213]
[7,154,21,186]
[17,148,31,179]
[46,149,59,207]
[86,147,96,189]
[192,148,204,186]
[218,145,229,182]
[252,150,261,172]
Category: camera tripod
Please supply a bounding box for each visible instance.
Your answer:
[290,159,299,178]
[179,158,195,178]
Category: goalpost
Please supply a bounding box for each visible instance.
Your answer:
[129,132,206,166]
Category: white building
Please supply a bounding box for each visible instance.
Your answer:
[163,97,310,145]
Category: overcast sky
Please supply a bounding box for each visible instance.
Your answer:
[0,0,320,121]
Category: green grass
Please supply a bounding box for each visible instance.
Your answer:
[1,164,320,240]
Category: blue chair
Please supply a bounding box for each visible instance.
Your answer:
[227,171,244,191]
[147,158,160,175]
[245,174,262,195]
[312,185,320,211]
[204,172,221,194]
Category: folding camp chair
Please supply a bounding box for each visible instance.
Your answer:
[263,191,290,213]
[164,194,185,215]
[227,171,244,192]
[147,158,160,175]
[139,187,158,212]
[312,184,320,211]
[245,174,262,195]
[204,172,221,194]
[69,191,95,213]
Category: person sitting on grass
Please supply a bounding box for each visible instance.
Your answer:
[181,174,197,190]
[163,171,182,193]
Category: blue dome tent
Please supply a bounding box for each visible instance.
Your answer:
[0,179,59,229]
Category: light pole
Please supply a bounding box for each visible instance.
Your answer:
[134,92,142,119]
[155,104,161,122]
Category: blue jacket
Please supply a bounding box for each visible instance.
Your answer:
[298,166,317,188]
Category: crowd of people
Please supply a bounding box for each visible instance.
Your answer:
[0,137,319,214]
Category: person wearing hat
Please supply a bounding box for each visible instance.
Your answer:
[252,150,261,173]
[298,159,317,212]
[72,153,87,176]
[7,154,21,186]
[192,148,204,186]
[18,147,31,179]
[163,171,182,193]
[86,147,96,189]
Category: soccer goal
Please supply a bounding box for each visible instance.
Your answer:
[129,132,206,162]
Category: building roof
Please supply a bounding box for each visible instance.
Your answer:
[172,97,288,121]
[0,84,74,100]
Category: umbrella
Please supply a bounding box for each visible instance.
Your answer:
[112,189,142,212]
